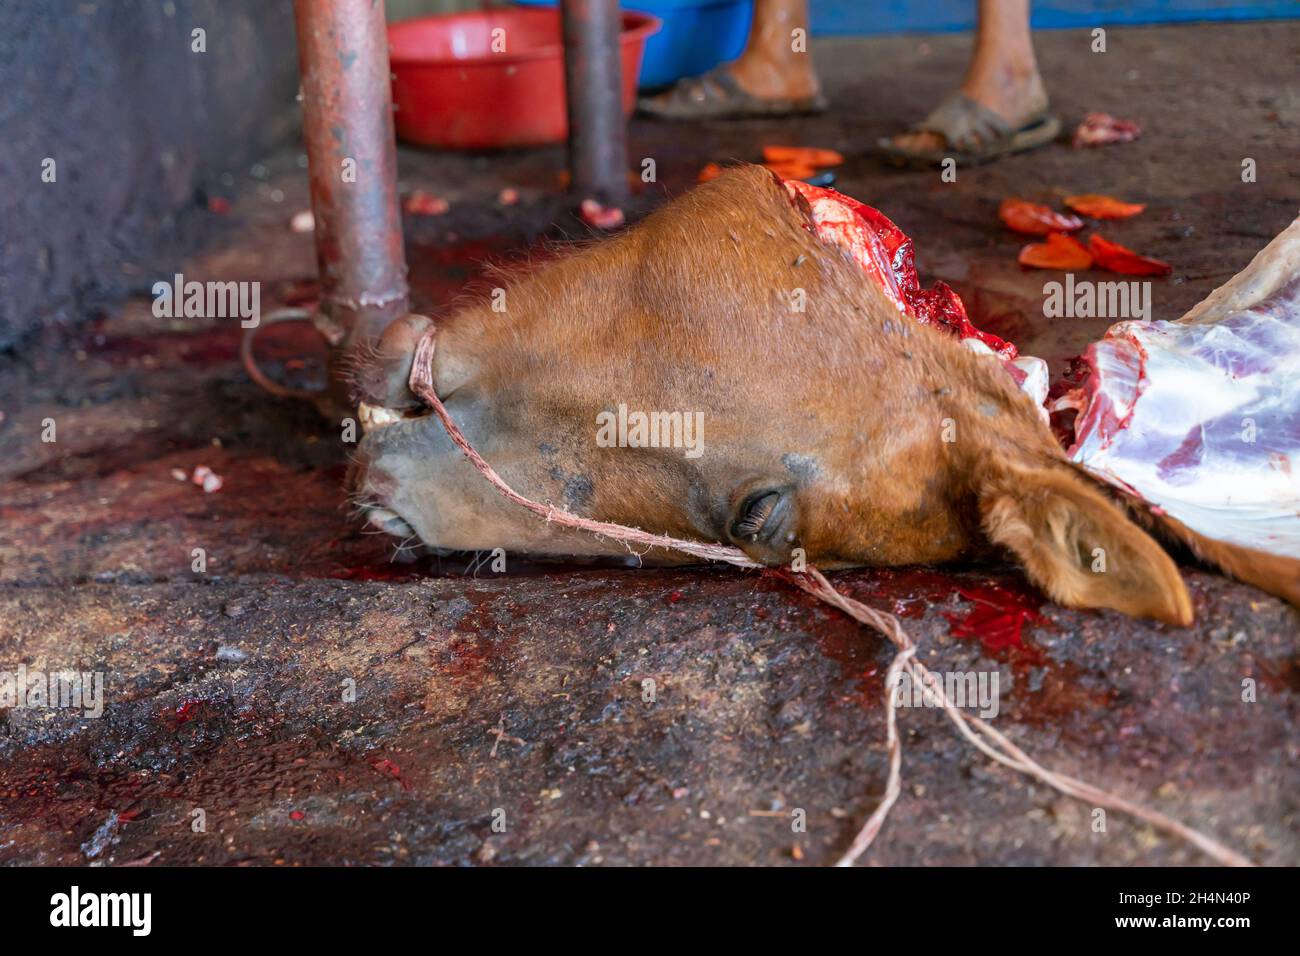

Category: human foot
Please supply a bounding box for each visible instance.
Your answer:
[890,67,1049,156]
[638,58,825,120]
[638,0,823,120]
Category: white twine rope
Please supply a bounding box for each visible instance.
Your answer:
[407,326,1253,867]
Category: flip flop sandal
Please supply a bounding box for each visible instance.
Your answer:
[637,65,828,121]
[875,92,1061,168]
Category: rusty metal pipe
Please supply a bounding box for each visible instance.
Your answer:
[293,0,409,375]
[560,0,629,206]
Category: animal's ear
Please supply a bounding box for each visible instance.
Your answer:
[977,459,1193,625]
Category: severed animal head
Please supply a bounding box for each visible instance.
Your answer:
[351,166,1195,624]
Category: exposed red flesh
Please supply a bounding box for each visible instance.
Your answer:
[788,178,1018,358]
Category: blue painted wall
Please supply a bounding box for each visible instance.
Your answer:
[812,1,1300,35]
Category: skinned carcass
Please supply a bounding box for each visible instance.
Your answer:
[1058,216,1300,603]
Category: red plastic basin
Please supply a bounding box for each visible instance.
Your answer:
[389,9,660,150]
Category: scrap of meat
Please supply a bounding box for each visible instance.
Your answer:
[784,178,1049,408]
[998,198,1085,236]
[1072,112,1142,148]
[1063,194,1145,220]
[1019,233,1093,271]
[1061,216,1300,558]
[404,190,449,216]
[579,199,625,230]
[1087,234,1173,277]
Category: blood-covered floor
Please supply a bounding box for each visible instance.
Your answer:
[1,22,1297,866]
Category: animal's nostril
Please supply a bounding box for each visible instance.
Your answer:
[365,506,415,539]
[352,312,434,409]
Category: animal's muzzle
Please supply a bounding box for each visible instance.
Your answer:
[351,314,440,540]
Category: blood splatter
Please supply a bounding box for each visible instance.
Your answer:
[170,699,205,725]
[943,582,1049,660]
[370,758,410,791]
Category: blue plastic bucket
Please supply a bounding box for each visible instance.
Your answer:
[513,0,753,89]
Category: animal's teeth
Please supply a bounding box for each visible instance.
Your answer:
[366,506,415,538]
[358,401,402,433]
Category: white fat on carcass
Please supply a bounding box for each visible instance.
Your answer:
[962,337,1051,413]
[1067,215,1300,558]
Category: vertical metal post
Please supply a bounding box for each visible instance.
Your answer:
[293,0,409,384]
[560,0,629,206]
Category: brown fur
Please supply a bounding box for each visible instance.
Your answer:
[1149,511,1300,608]
[355,166,1207,624]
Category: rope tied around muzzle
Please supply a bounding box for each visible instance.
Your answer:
[406,324,1254,868]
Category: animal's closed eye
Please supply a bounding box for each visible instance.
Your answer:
[732,490,781,540]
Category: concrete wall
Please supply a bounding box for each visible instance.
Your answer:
[0,0,301,348]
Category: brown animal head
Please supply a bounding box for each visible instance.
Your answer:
[352,166,1191,625]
